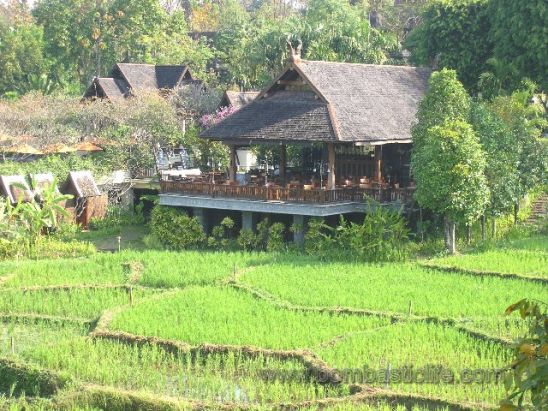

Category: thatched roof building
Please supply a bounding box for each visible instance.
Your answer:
[0,175,33,203]
[218,90,260,110]
[202,59,431,145]
[83,63,197,101]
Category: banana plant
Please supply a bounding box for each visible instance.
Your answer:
[8,180,73,248]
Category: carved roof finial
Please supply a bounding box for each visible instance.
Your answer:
[286,36,302,63]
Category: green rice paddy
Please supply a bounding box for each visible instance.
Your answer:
[1,235,546,409]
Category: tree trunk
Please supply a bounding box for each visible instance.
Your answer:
[444,216,456,254]
[491,217,497,239]
[466,225,472,245]
[513,202,519,226]
[419,207,423,242]
[481,214,486,241]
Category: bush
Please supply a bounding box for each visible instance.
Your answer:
[0,238,20,260]
[254,218,270,251]
[267,223,285,252]
[341,204,410,262]
[237,228,255,251]
[304,218,334,258]
[304,203,410,262]
[149,206,205,250]
[142,233,165,250]
[207,217,235,250]
[89,203,145,233]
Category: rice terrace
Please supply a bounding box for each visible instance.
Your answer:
[1,0,547,409]
[0,232,546,410]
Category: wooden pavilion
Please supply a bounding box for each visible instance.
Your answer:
[159,47,431,239]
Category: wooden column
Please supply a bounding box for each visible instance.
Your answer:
[374,145,382,183]
[279,144,287,184]
[228,146,237,183]
[327,143,336,189]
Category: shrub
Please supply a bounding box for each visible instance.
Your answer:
[207,217,235,250]
[304,218,334,258]
[0,238,20,260]
[339,204,410,262]
[142,233,164,250]
[149,206,205,250]
[254,218,270,251]
[267,223,285,252]
[304,203,410,262]
[237,228,255,251]
[89,203,145,233]
[502,299,547,409]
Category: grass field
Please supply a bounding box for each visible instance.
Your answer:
[0,234,546,410]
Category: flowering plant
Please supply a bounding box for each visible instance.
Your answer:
[199,106,237,128]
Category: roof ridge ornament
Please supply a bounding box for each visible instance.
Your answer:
[286,36,302,63]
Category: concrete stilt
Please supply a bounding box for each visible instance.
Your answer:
[292,214,306,246]
[242,211,255,232]
[193,207,208,233]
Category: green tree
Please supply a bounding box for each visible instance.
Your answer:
[0,19,51,95]
[412,120,488,253]
[488,0,547,91]
[406,0,491,91]
[301,0,397,64]
[489,88,548,224]
[214,0,398,89]
[411,69,488,253]
[33,0,210,87]
[470,101,519,238]
[411,68,470,149]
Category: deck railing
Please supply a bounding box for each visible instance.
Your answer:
[160,181,414,205]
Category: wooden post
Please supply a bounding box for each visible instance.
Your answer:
[327,143,336,189]
[374,145,382,183]
[228,146,237,183]
[279,144,287,185]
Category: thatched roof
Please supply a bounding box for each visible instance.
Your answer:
[74,141,103,153]
[43,144,77,154]
[5,143,43,155]
[0,175,33,203]
[113,63,191,90]
[84,77,131,100]
[218,91,260,110]
[31,173,60,198]
[67,171,101,198]
[202,59,431,145]
[83,63,196,100]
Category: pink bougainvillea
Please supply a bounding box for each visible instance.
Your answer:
[200,106,237,129]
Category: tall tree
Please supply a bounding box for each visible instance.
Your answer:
[33,0,210,88]
[411,69,488,253]
[0,16,51,95]
[405,0,491,91]
[488,0,547,91]
[470,101,519,238]
[489,87,548,224]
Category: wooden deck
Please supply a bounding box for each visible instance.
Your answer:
[160,181,414,204]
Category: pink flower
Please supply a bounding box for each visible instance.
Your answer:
[200,106,237,128]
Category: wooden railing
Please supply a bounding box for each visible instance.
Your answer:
[160,181,414,205]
